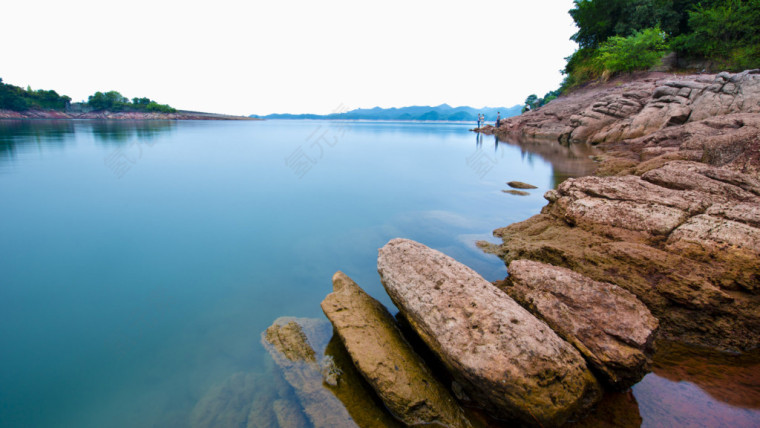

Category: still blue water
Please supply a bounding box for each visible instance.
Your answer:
[0,120,757,428]
[0,120,550,427]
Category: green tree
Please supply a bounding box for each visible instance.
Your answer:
[569,0,697,48]
[0,78,72,111]
[672,0,760,69]
[594,26,668,73]
[87,90,129,111]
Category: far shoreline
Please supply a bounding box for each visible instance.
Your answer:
[0,108,259,121]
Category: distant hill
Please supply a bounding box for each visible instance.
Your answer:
[250,104,522,121]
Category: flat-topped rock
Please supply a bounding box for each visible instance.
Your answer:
[507,181,538,189]
[321,271,470,427]
[377,238,601,427]
[504,260,659,389]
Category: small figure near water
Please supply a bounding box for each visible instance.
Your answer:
[476,114,481,129]
[496,111,501,127]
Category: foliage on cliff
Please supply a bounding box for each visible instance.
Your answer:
[522,90,561,113]
[0,78,72,111]
[562,0,760,91]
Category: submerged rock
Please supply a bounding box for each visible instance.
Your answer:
[321,271,470,427]
[507,181,538,189]
[505,260,659,389]
[322,334,404,428]
[378,238,602,427]
[262,317,358,428]
[272,399,310,428]
[190,371,289,428]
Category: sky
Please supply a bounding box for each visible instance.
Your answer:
[2,0,579,115]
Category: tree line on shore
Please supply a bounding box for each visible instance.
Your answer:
[0,78,176,113]
[522,0,759,112]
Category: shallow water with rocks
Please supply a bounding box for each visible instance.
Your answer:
[0,119,757,427]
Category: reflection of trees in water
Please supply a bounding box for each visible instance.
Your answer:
[494,136,600,188]
[0,120,75,161]
[0,120,177,164]
[89,120,176,144]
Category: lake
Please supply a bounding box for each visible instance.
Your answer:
[0,119,757,427]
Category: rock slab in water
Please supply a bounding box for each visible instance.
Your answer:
[262,317,358,428]
[507,181,538,189]
[505,260,659,389]
[190,372,284,428]
[321,271,470,427]
[377,238,602,427]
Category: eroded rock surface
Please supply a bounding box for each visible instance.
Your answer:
[505,260,659,389]
[480,159,760,351]
[378,238,602,427]
[321,271,469,427]
[489,70,760,153]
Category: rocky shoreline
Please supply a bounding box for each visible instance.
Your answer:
[478,69,760,352]
[193,70,759,427]
[0,108,257,120]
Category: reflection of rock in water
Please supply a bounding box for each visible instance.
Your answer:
[634,374,760,427]
[624,340,760,427]
[323,335,404,428]
[650,341,760,409]
[496,136,600,188]
[189,370,305,428]
[262,317,357,428]
[566,390,642,428]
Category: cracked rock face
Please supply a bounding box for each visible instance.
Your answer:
[378,238,602,427]
[492,70,760,151]
[482,159,760,351]
[504,260,659,389]
[321,271,469,428]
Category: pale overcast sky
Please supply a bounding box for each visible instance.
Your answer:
[2,0,578,115]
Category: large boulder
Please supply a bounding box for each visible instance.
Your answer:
[377,238,602,427]
[504,260,659,389]
[321,271,470,427]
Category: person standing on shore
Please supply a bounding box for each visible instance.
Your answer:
[477,114,481,129]
[496,112,501,128]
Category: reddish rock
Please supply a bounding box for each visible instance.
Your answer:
[504,260,659,389]
[378,238,601,427]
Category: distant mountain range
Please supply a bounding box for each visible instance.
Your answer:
[250,104,522,121]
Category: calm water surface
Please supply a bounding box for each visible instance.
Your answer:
[0,120,757,427]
